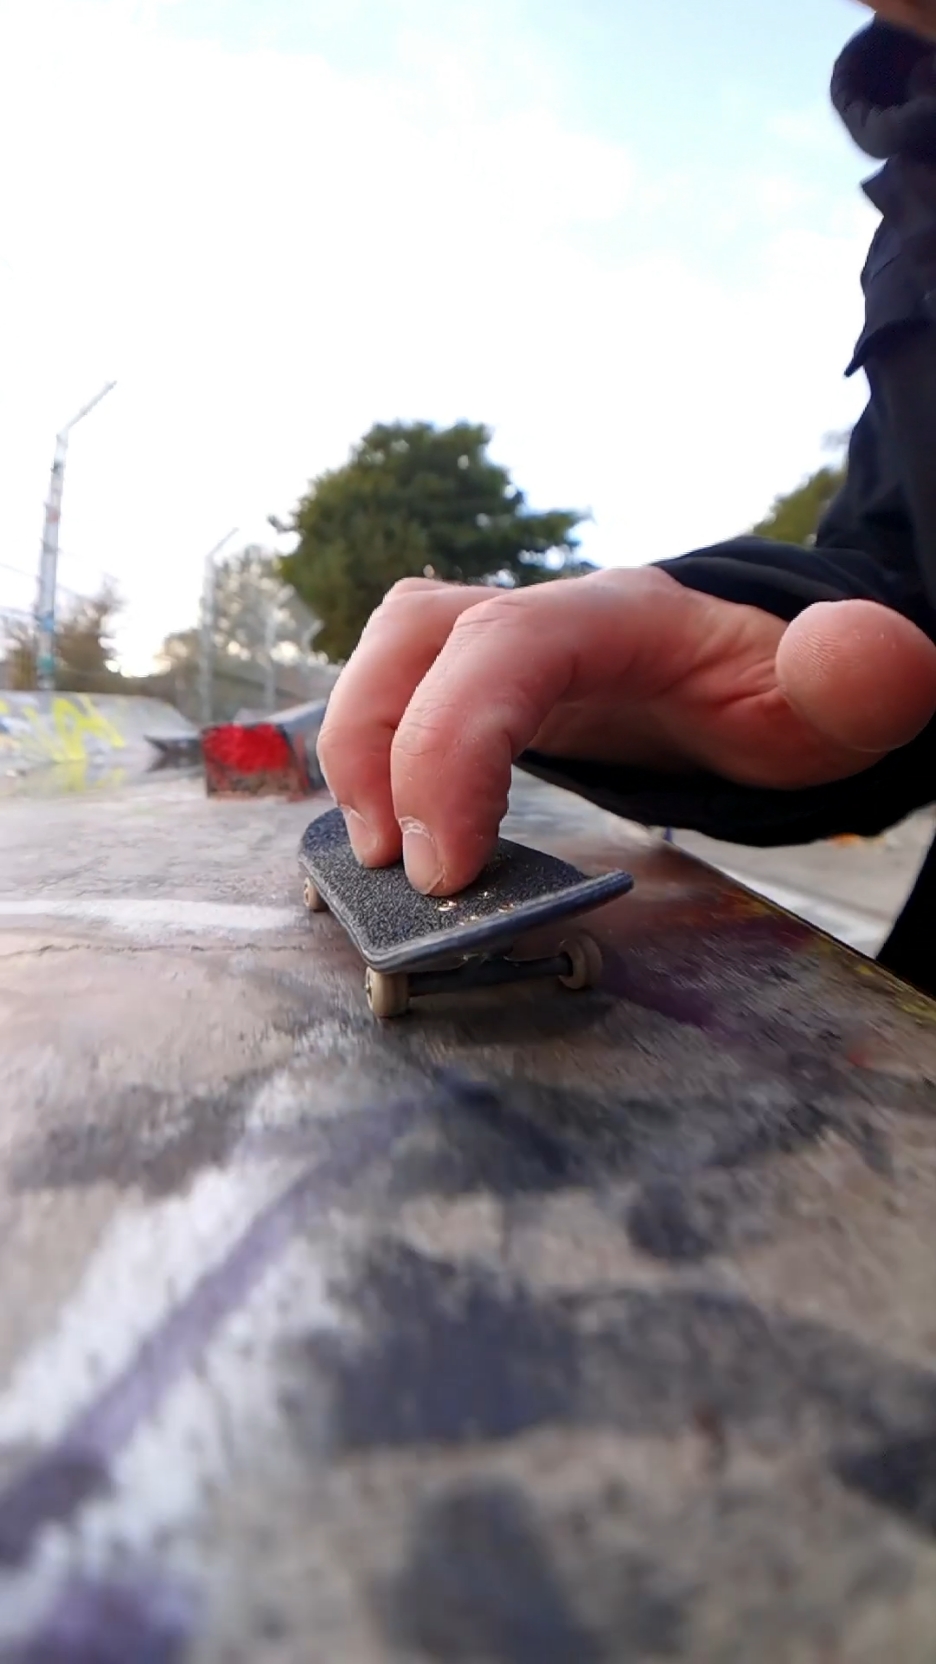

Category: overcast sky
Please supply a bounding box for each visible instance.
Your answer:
[0,0,879,671]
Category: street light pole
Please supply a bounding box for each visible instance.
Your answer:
[263,600,278,715]
[198,529,238,729]
[35,382,117,691]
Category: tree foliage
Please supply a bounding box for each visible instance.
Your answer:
[752,464,847,546]
[2,581,121,690]
[207,545,316,662]
[156,546,317,674]
[281,420,591,661]
[55,581,122,684]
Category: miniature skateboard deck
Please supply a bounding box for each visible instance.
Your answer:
[298,806,634,1015]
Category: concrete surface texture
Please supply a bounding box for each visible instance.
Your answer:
[0,770,934,1661]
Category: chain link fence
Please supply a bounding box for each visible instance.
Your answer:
[0,548,338,723]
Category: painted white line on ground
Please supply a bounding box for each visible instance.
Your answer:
[0,898,298,936]
[0,882,887,954]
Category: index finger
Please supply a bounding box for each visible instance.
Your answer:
[316,579,487,865]
[388,571,667,894]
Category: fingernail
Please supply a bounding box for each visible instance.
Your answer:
[400,818,443,893]
[341,806,381,866]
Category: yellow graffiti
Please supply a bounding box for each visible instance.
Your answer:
[848,954,936,1024]
[0,762,128,799]
[0,698,14,754]
[50,763,129,797]
[13,695,127,764]
[890,987,936,1025]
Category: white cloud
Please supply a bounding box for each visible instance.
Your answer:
[0,0,875,672]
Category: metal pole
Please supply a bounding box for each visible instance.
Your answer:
[35,382,117,691]
[263,603,277,714]
[198,529,238,728]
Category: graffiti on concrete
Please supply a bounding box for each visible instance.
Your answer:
[0,694,127,766]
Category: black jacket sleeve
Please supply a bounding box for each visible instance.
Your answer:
[517,533,936,847]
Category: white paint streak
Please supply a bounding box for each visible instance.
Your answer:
[0,898,298,937]
[0,1081,346,1639]
[84,1234,341,1563]
[0,1165,290,1449]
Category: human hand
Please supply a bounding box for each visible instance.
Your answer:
[317,569,936,895]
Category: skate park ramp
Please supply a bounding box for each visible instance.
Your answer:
[0,692,197,792]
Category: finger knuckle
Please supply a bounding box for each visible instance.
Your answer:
[449,589,524,639]
[360,578,438,637]
[385,576,442,604]
[392,705,457,767]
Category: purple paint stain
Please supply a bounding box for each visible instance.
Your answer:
[0,1449,110,1569]
[602,951,725,1037]
[0,1097,419,1569]
[4,1569,197,1664]
[601,906,821,1045]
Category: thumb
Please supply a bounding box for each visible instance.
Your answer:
[776,599,936,755]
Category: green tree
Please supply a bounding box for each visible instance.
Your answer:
[54,580,122,687]
[752,459,847,547]
[281,420,591,661]
[1,581,121,690]
[2,619,38,690]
